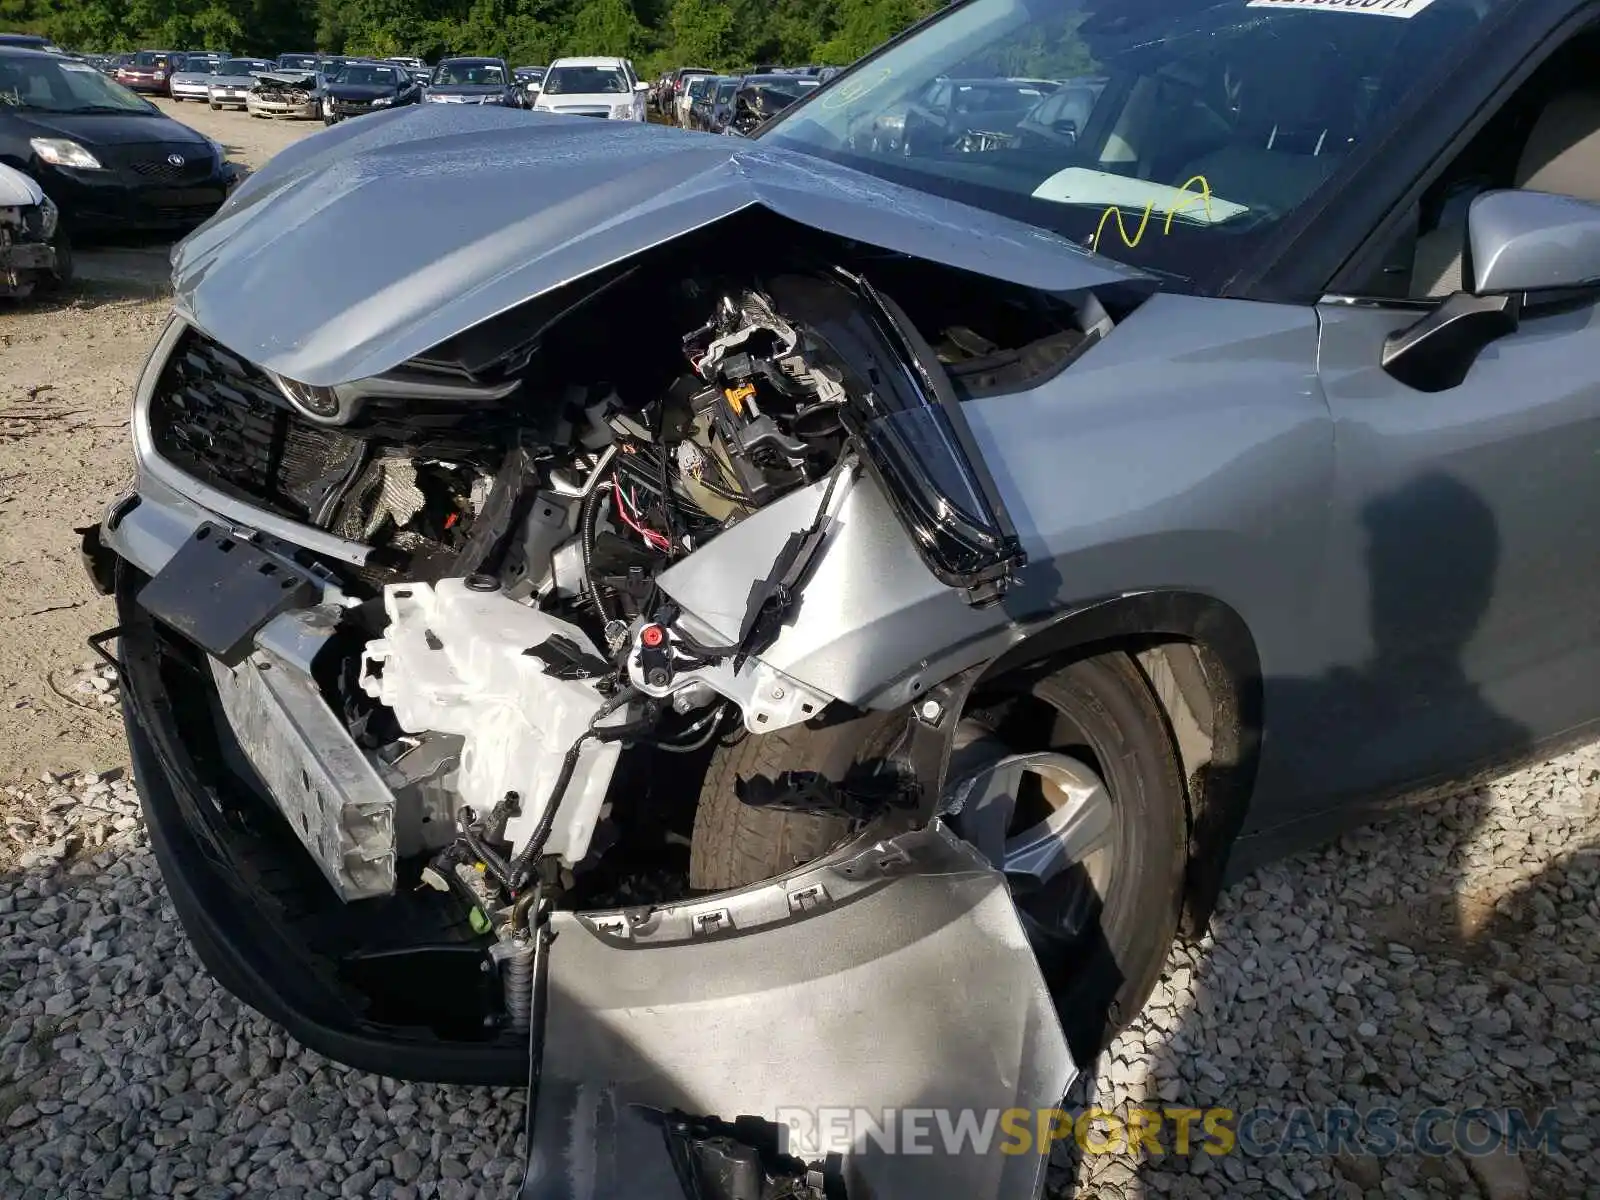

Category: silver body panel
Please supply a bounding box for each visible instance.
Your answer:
[527,825,1074,1200]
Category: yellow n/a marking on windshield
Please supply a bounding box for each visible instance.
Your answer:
[1091,176,1216,253]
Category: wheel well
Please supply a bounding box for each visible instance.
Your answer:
[972,592,1263,937]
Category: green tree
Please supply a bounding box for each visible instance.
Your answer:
[815,0,939,63]
[664,0,734,67]
[561,0,647,56]
[15,0,945,74]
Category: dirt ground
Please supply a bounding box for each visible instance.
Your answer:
[0,99,319,785]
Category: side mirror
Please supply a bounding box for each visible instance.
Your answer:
[1469,187,1600,293]
[1382,189,1600,391]
[634,81,650,92]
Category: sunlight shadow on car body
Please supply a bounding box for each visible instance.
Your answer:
[1054,469,1558,1198]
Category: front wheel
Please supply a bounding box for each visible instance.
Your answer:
[949,653,1187,1060]
[688,651,1186,1062]
[209,101,220,110]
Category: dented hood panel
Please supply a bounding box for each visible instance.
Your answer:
[523,825,1074,1199]
[170,109,1144,386]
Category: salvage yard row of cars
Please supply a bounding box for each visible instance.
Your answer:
[652,64,837,134]
[0,41,662,295]
[15,41,659,121]
[0,44,235,295]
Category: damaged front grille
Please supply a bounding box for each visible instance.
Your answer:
[148,331,369,524]
[146,329,502,587]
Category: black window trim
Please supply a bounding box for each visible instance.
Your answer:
[1319,1,1600,306]
[1234,0,1591,306]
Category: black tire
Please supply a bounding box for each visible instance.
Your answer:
[688,727,855,891]
[210,101,220,110]
[689,651,1186,1063]
[997,653,1186,1062]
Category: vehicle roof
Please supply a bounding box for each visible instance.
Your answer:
[439,56,503,64]
[549,56,630,67]
[739,73,819,85]
[0,33,53,44]
[0,45,59,60]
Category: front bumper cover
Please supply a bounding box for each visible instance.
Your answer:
[247,95,319,118]
[0,236,56,296]
[526,826,1074,1199]
[35,161,232,231]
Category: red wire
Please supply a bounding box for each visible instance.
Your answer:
[612,481,671,552]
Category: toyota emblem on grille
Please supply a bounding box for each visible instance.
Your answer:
[167,153,185,167]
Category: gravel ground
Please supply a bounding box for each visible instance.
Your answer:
[1,665,1594,1197]
[3,99,1598,1200]
[1065,743,1600,1200]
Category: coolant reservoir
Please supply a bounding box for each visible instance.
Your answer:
[359,578,623,865]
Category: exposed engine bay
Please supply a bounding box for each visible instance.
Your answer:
[344,263,1107,882]
[131,231,1122,1050]
[0,162,62,299]
[250,70,318,111]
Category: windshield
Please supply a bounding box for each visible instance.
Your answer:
[335,65,400,86]
[220,59,268,75]
[436,61,505,86]
[545,65,628,95]
[742,78,818,110]
[180,57,224,74]
[761,0,1496,290]
[0,55,150,112]
[278,55,317,70]
[717,80,738,102]
[133,52,174,68]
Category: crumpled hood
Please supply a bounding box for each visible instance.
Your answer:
[172,106,1146,386]
[255,70,317,88]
